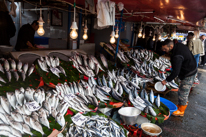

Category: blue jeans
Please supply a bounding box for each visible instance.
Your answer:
[194,54,200,67]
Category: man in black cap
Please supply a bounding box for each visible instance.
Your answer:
[161,39,197,117]
[15,20,39,51]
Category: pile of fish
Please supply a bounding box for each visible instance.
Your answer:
[69,51,107,77]
[0,87,66,136]
[37,56,67,78]
[129,89,160,117]
[0,59,35,84]
[66,115,126,137]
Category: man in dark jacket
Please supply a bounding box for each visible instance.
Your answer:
[15,20,39,51]
[0,2,16,46]
[161,39,197,117]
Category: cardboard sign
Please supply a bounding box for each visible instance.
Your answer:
[26,101,41,111]
[71,113,88,126]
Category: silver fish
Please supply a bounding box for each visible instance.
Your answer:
[15,89,24,106]
[11,112,24,122]
[6,92,17,109]
[144,91,148,101]
[55,57,60,66]
[155,94,160,108]
[23,63,28,74]
[24,88,34,102]
[13,71,19,81]
[23,115,32,128]
[102,75,107,87]
[16,105,26,115]
[27,64,35,76]
[58,66,67,77]
[0,125,22,137]
[23,123,33,136]
[34,89,42,105]
[39,113,50,129]
[37,59,48,72]
[100,54,108,68]
[48,94,56,108]
[45,56,51,67]
[4,60,10,71]
[0,113,10,124]
[30,118,45,135]
[1,96,11,114]
[148,106,156,116]
[0,64,4,74]
[0,130,16,137]
[10,121,24,134]
[150,90,154,103]
[6,71,12,82]
[95,64,99,75]
[11,60,16,71]
[88,58,95,70]
[23,105,32,115]
[0,76,6,83]
[20,70,26,81]
[0,104,6,114]
[56,112,65,128]
[17,61,22,71]
[51,107,58,118]
[31,112,39,122]
[43,101,51,114]
[73,82,78,94]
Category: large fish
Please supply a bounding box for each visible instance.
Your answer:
[150,89,154,103]
[155,94,160,108]
[56,112,65,128]
[0,96,11,114]
[6,92,17,109]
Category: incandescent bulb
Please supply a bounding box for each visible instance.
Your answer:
[83,33,88,40]
[37,25,45,36]
[115,33,119,38]
[138,32,142,38]
[159,36,161,41]
[110,36,116,44]
[153,36,155,41]
[70,29,78,39]
[142,33,145,39]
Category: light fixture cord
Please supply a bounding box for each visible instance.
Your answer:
[40,0,42,18]
[74,0,76,22]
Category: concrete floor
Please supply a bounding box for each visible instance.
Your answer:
[159,67,206,137]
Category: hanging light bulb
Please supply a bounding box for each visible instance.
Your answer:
[110,26,116,44]
[142,32,145,39]
[115,26,119,38]
[70,0,78,39]
[83,20,88,40]
[37,0,45,36]
[159,35,161,41]
[153,35,155,41]
[138,22,143,38]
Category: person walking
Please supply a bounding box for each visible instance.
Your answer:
[161,39,197,117]
[200,35,206,66]
[187,32,203,84]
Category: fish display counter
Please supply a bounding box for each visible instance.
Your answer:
[0,48,175,137]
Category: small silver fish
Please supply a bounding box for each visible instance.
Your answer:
[150,90,154,103]
[0,64,4,74]
[155,94,160,108]
[0,96,11,115]
[11,112,24,122]
[55,57,60,66]
[100,54,108,68]
[11,60,16,71]
[58,66,67,77]
[56,112,65,128]
[10,121,24,134]
[148,106,156,116]
[31,112,39,122]
[33,89,42,105]
[6,92,17,109]
[20,70,26,81]
[13,71,19,81]
[17,60,23,71]
[23,63,28,74]
[24,88,34,102]
[0,76,6,83]
[4,60,10,71]
[6,71,12,82]
[28,64,35,76]
[0,113,10,124]
[23,123,33,136]
[15,89,24,106]
[43,101,51,114]
[39,113,50,129]
[30,118,45,135]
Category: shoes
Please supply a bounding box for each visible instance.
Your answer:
[172,105,188,117]
[194,78,200,85]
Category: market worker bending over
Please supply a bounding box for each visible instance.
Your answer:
[15,20,39,51]
[161,39,197,117]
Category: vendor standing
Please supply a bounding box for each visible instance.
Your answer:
[15,20,39,51]
[161,39,197,117]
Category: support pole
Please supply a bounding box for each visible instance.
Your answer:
[114,10,123,67]
[19,2,22,27]
[77,9,82,49]
[67,5,71,49]
[130,23,134,47]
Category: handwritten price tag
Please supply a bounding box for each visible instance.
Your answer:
[26,101,41,111]
[136,96,145,104]
[64,93,76,102]
[71,113,88,126]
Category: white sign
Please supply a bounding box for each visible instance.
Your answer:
[101,86,111,93]
[64,93,76,102]
[71,113,88,126]
[136,96,145,104]
[26,101,41,111]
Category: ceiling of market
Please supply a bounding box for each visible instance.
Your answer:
[21,0,206,27]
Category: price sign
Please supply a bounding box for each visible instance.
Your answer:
[136,96,145,104]
[64,93,76,102]
[71,113,88,126]
[101,86,111,93]
[26,101,41,111]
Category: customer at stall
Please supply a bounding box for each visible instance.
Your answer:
[187,32,203,84]
[200,35,206,66]
[161,39,197,117]
[0,1,16,46]
[15,20,39,51]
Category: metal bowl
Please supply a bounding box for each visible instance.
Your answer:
[141,123,162,136]
[118,107,141,125]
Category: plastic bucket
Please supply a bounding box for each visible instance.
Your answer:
[155,96,177,116]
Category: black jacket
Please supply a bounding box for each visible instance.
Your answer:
[15,24,35,51]
[0,11,16,46]
[166,43,197,82]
